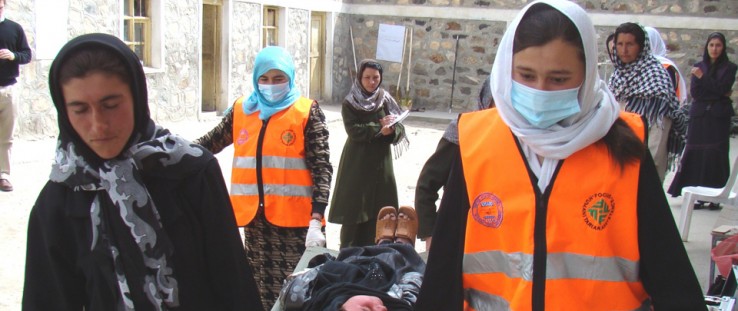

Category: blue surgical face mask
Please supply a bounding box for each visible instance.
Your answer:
[510,80,581,129]
[258,82,290,103]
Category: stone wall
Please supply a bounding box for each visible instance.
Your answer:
[332,15,505,111]
[230,1,262,102]
[228,3,311,104]
[7,0,738,138]
[286,8,310,95]
[10,0,202,137]
[332,3,738,111]
[146,0,201,123]
[343,0,738,18]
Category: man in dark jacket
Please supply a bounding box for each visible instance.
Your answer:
[0,0,32,192]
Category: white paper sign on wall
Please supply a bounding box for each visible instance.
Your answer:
[376,24,405,63]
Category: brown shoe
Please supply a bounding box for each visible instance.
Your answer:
[375,206,397,244]
[395,206,418,246]
[0,179,12,192]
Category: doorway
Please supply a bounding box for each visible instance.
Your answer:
[202,1,222,112]
[309,13,325,101]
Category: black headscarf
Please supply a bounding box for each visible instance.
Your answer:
[47,33,211,310]
[49,33,154,169]
[703,32,730,78]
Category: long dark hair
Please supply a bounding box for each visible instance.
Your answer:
[703,32,729,77]
[514,4,645,168]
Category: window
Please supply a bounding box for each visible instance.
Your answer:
[123,0,151,66]
[263,6,279,47]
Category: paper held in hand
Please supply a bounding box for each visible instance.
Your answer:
[388,110,410,127]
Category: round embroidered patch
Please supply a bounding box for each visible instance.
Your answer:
[581,192,615,230]
[281,129,296,146]
[471,192,504,228]
[236,128,249,145]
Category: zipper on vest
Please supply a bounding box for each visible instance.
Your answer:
[531,189,550,311]
[256,118,269,209]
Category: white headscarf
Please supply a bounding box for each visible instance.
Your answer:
[490,0,620,191]
[645,26,688,105]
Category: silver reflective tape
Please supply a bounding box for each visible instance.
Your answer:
[230,184,258,196]
[546,252,639,282]
[463,251,533,281]
[463,250,639,282]
[231,183,312,198]
[233,156,307,170]
[263,183,312,197]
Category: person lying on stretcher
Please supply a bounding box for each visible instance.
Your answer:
[278,206,423,311]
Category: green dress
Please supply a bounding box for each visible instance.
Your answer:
[329,100,405,247]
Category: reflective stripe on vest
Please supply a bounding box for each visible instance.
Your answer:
[230,96,314,227]
[458,109,649,311]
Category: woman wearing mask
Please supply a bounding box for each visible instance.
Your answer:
[416,1,706,310]
[23,33,262,310]
[668,33,738,205]
[329,59,410,248]
[196,46,332,309]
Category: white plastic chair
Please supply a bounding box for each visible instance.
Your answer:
[678,156,738,241]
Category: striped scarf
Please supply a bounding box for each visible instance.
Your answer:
[608,30,687,169]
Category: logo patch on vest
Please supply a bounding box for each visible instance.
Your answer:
[471,192,503,228]
[236,128,249,145]
[582,193,615,230]
[281,130,296,146]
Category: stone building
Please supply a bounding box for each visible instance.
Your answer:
[7,0,738,138]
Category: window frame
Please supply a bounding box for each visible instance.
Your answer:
[262,6,280,47]
[121,0,163,69]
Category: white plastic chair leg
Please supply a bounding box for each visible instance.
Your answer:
[679,192,696,241]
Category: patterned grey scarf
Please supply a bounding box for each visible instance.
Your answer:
[345,62,409,156]
[50,126,204,310]
[345,77,402,116]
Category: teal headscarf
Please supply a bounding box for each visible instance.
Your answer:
[243,46,301,120]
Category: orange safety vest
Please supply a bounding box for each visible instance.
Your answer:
[458,109,650,311]
[662,63,682,100]
[230,96,314,227]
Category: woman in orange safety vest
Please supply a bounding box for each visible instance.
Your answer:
[196,46,332,309]
[415,1,706,310]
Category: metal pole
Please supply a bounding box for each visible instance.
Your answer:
[349,25,357,73]
[449,34,466,113]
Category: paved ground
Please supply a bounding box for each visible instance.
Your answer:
[0,102,733,309]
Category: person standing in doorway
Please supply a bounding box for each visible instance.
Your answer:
[0,0,32,192]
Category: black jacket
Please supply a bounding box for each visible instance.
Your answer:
[416,144,707,311]
[23,158,263,311]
